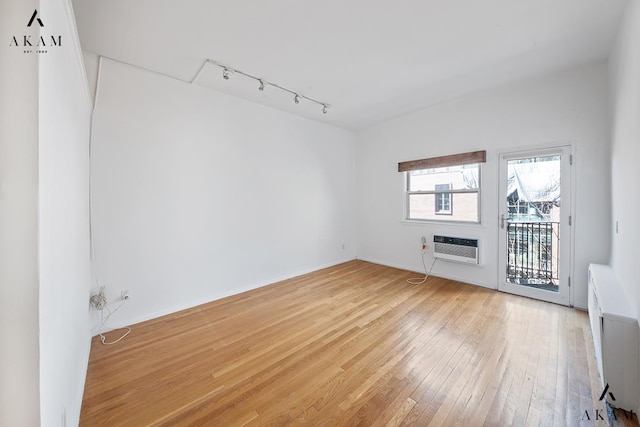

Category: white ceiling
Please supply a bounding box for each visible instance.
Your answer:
[72,0,628,131]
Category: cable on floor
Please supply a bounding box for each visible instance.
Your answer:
[98,298,131,345]
[407,250,438,285]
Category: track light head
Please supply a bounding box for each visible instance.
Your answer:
[222,68,229,80]
[258,80,265,91]
[322,105,328,114]
[294,94,300,104]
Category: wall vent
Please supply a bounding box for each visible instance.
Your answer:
[433,235,479,264]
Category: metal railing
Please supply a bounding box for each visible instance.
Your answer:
[506,221,560,287]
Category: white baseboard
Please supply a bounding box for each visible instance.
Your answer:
[93,256,358,334]
[356,256,496,290]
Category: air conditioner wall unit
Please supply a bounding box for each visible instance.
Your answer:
[588,263,639,412]
[433,235,479,265]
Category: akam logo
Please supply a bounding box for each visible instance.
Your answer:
[580,383,636,422]
[8,9,62,54]
[27,10,44,27]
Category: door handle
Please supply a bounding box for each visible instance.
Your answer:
[501,214,505,229]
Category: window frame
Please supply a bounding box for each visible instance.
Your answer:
[434,183,452,215]
[404,164,482,224]
[399,150,486,225]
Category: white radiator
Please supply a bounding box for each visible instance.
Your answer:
[432,235,479,265]
[588,264,639,412]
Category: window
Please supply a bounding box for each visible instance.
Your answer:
[434,183,452,214]
[399,150,485,223]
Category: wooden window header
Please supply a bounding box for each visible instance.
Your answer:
[398,150,486,172]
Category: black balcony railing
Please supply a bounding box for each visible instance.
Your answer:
[506,221,560,290]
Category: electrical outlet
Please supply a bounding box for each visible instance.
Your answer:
[421,236,427,250]
[121,290,130,300]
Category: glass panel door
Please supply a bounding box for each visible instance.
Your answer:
[498,146,572,305]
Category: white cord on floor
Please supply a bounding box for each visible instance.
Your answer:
[407,250,438,285]
[98,298,131,345]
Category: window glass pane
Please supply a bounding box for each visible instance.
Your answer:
[435,191,451,213]
[506,155,560,222]
[408,164,479,192]
[408,192,478,222]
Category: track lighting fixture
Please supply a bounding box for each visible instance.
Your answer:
[206,59,330,115]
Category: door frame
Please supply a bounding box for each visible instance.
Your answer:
[497,143,575,306]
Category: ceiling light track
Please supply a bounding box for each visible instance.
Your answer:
[206,59,330,114]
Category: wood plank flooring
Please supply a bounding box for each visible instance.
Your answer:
[80,260,638,426]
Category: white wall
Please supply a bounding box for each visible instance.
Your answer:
[356,62,611,309]
[0,0,41,425]
[609,1,640,410]
[609,0,640,324]
[38,1,93,426]
[90,58,356,328]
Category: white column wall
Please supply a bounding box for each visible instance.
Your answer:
[608,0,640,412]
[38,0,93,425]
[0,1,41,425]
[609,0,640,327]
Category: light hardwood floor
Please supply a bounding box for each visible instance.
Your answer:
[80,261,638,426]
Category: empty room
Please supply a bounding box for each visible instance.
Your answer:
[2,0,639,425]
